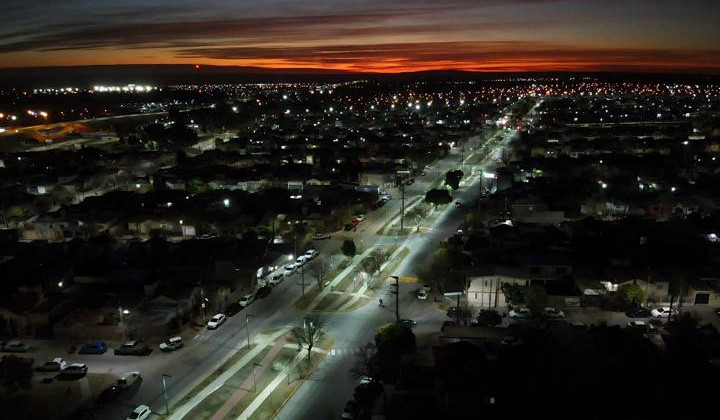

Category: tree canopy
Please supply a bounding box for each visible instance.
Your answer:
[425,188,452,207]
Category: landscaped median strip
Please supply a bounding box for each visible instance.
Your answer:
[168,329,286,420]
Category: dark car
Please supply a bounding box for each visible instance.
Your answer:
[114,340,149,356]
[441,321,456,332]
[255,285,272,299]
[344,223,354,231]
[95,384,122,406]
[225,302,242,316]
[398,319,416,327]
[79,341,107,354]
[625,307,652,318]
[446,306,472,319]
[405,178,415,186]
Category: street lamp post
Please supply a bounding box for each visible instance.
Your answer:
[252,363,261,392]
[161,374,172,415]
[118,307,130,341]
[246,314,254,349]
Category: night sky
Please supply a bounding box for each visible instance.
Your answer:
[1,0,719,73]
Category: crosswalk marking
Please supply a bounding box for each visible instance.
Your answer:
[328,348,376,356]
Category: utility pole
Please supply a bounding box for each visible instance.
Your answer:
[161,374,172,415]
[245,314,254,349]
[200,287,207,323]
[390,276,400,323]
[400,183,405,231]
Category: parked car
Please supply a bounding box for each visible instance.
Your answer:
[239,293,256,307]
[627,321,656,333]
[61,363,88,377]
[542,307,565,318]
[207,314,227,329]
[295,255,306,267]
[446,306,472,318]
[421,284,432,293]
[225,302,242,316]
[417,289,428,300]
[651,307,678,318]
[500,336,523,347]
[79,341,107,354]
[715,308,720,317]
[344,223,354,231]
[255,285,272,299]
[2,340,31,352]
[509,308,532,318]
[355,214,366,222]
[304,249,319,260]
[398,319,417,327]
[313,232,331,240]
[114,340,149,356]
[626,307,652,318]
[117,371,142,389]
[268,272,284,285]
[341,400,360,419]
[159,336,183,352]
[126,405,151,420]
[441,321,457,332]
[37,358,67,372]
[96,384,122,406]
[283,263,296,276]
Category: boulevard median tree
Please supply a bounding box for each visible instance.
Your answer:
[425,188,452,207]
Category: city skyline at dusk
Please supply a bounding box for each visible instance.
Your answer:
[2,0,719,73]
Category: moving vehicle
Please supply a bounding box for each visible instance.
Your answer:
[117,371,142,389]
[114,340,149,356]
[398,319,417,327]
[417,289,428,300]
[651,307,678,318]
[304,249,319,260]
[159,336,183,352]
[61,363,88,377]
[239,294,256,307]
[37,358,67,372]
[126,405,151,420]
[626,307,652,318]
[313,232,331,240]
[207,314,227,329]
[79,341,107,354]
[2,340,31,352]
[96,384,122,406]
[268,272,284,285]
[255,285,272,299]
[542,307,565,318]
[341,400,360,419]
[509,308,532,318]
[627,321,656,333]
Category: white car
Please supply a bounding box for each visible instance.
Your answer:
[295,256,306,267]
[207,313,227,329]
[61,363,88,377]
[37,358,67,372]
[159,336,183,352]
[117,371,142,389]
[355,214,366,222]
[268,272,284,285]
[651,307,678,318]
[2,340,30,352]
[304,249,319,260]
[509,307,532,318]
[543,307,565,318]
[239,294,255,307]
[284,264,296,276]
[417,289,428,300]
[126,405,151,420]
